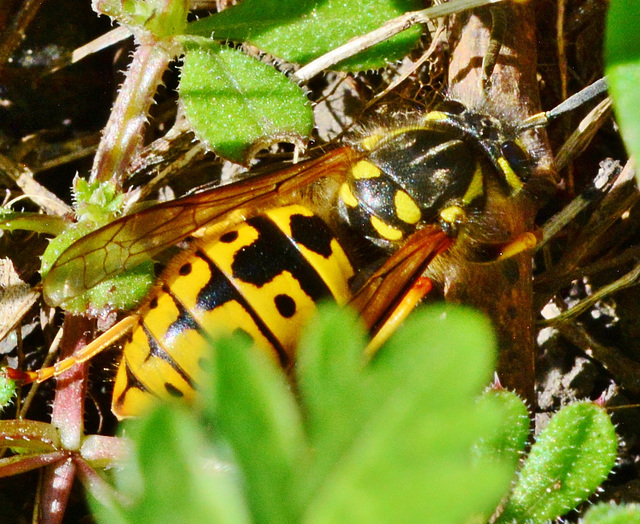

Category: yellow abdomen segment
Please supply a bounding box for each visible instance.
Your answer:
[112,205,354,418]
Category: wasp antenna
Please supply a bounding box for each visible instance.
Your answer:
[518,78,609,131]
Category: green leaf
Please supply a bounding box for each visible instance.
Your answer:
[73,178,126,226]
[473,389,530,467]
[605,0,640,185]
[67,259,155,314]
[0,376,15,412]
[187,0,422,71]
[93,406,251,524]
[40,222,96,279]
[299,304,512,524]
[180,43,313,164]
[582,502,640,523]
[41,219,155,313]
[203,333,309,524]
[296,304,370,460]
[498,402,617,523]
[371,305,497,404]
[95,0,188,38]
[0,210,67,236]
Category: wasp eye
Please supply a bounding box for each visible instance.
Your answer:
[501,140,532,181]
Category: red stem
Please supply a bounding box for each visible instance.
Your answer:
[40,315,92,523]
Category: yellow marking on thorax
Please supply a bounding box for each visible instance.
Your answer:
[371,216,403,241]
[394,190,421,224]
[339,182,358,207]
[351,160,381,179]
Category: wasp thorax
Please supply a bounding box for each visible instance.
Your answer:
[336,106,535,249]
[337,114,494,248]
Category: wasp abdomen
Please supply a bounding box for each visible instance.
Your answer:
[111,204,354,418]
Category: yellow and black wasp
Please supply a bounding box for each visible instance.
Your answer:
[8,100,537,419]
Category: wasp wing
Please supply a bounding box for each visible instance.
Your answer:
[43,147,357,307]
[350,225,452,336]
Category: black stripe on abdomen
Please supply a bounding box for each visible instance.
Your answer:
[231,215,333,300]
[193,250,290,365]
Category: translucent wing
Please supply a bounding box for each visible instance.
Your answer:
[43,147,358,307]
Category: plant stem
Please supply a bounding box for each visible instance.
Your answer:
[40,315,92,523]
[90,40,174,186]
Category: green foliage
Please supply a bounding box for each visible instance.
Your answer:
[605,0,640,186]
[178,0,421,162]
[96,0,188,37]
[94,0,421,163]
[61,260,155,314]
[186,0,422,70]
[91,303,621,523]
[472,389,530,468]
[40,222,95,281]
[72,178,126,226]
[40,223,155,314]
[0,376,16,413]
[582,502,640,523]
[0,209,66,236]
[496,402,618,523]
[91,406,251,524]
[37,178,154,314]
[179,43,313,164]
[40,179,126,281]
[294,305,508,524]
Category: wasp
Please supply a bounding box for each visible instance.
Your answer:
[5,99,542,419]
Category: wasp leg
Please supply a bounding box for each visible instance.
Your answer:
[481,5,507,89]
[6,315,139,384]
[365,276,433,356]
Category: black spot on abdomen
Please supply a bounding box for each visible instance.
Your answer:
[274,293,296,318]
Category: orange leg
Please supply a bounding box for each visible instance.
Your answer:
[365,276,433,356]
[6,315,139,384]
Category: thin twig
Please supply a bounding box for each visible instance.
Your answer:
[293,0,505,82]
